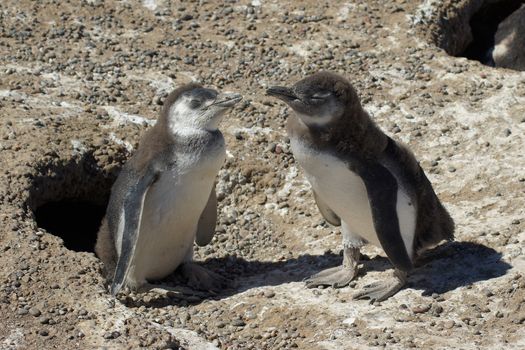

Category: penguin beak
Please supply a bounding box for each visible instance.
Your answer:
[266,86,298,102]
[211,92,243,108]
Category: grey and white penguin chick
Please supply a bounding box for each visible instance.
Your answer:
[492,4,525,71]
[95,83,242,296]
[267,72,454,302]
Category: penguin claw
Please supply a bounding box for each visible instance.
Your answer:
[353,272,406,302]
[305,265,357,289]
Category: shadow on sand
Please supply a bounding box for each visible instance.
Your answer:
[122,240,511,308]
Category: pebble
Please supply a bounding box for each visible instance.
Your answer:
[1,1,524,349]
[103,331,121,339]
[29,307,41,317]
[432,305,444,316]
[17,309,29,315]
[264,291,275,298]
[412,304,431,314]
[232,319,246,327]
[443,320,455,329]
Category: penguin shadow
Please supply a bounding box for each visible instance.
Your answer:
[121,252,344,309]
[409,241,511,296]
[348,241,511,296]
[121,241,510,308]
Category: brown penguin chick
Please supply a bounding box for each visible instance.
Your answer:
[95,83,242,296]
[267,71,454,302]
[493,4,525,71]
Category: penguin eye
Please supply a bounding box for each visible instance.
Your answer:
[189,99,202,109]
[311,92,331,101]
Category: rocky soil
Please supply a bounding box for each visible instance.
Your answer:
[1,0,524,349]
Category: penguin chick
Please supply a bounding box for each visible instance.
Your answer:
[492,4,525,71]
[267,72,454,302]
[95,83,242,296]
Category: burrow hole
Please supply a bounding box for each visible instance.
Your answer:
[35,201,106,252]
[436,0,524,70]
[462,0,524,65]
[29,153,117,252]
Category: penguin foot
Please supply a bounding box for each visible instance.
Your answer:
[305,265,357,288]
[305,246,360,288]
[139,283,209,298]
[353,270,407,302]
[181,262,229,292]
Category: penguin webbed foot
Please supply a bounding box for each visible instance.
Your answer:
[305,246,360,288]
[137,283,211,299]
[181,262,230,292]
[305,265,357,288]
[353,269,407,303]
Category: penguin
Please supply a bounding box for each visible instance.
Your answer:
[95,83,242,296]
[266,71,454,302]
[492,4,525,71]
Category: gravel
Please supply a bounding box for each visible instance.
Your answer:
[0,0,524,349]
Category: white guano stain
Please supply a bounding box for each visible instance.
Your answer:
[108,132,134,152]
[102,106,155,127]
[142,0,159,11]
[1,328,24,350]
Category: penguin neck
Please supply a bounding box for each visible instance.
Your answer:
[172,126,212,138]
[288,107,387,159]
[156,116,216,139]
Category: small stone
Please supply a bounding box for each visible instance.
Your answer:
[255,194,267,205]
[432,305,444,315]
[412,304,431,314]
[443,320,455,329]
[232,319,246,327]
[17,309,29,315]
[104,331,121,339]
[39,329,49,336]
[264,290,275,298]
[29,307,41,317]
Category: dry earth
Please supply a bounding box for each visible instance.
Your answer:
[1,0,524,349]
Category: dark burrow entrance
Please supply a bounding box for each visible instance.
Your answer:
[461,0,524,65]
[35,200,106,252]
[430,0,525,71]
[28,152,122,253]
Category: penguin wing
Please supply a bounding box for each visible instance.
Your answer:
[195,187,218,246]
[110,165,159,296]
[355,161,413,272]
[313,190,341,226]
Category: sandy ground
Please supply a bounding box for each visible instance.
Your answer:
[1,0,524,349]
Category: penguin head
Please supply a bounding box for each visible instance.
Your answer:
[267,71,359,127]
[162,83,242,133]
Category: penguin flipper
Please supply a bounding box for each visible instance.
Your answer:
[195,187,218,246]
[313,190,341,226]
[357,162,413,272]
[110,166,158,296]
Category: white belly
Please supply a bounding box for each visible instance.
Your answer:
[291,139,416,258]
[131,153,224,281]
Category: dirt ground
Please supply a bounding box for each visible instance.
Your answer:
[1,0,524,349]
